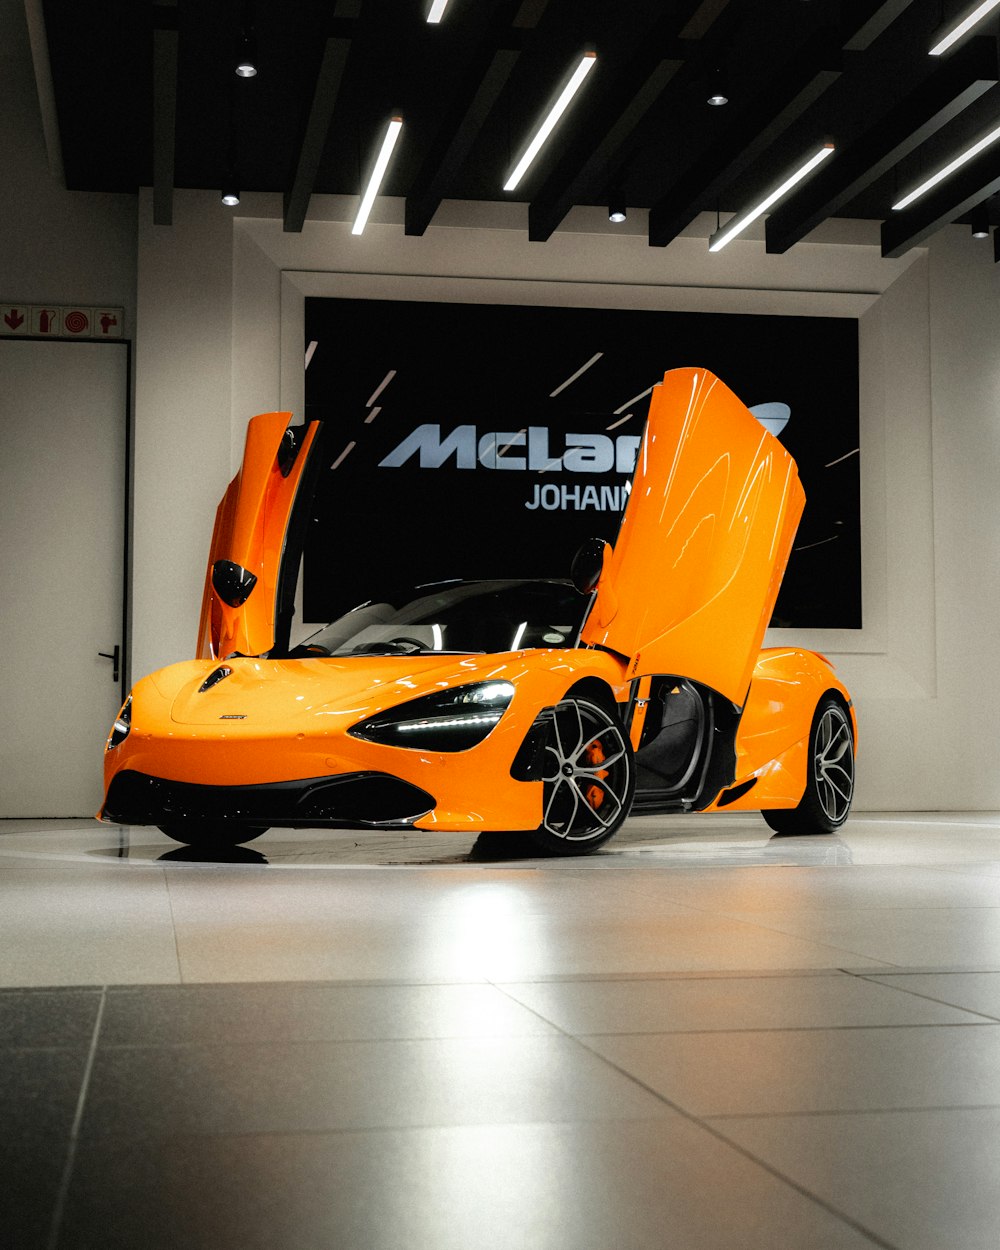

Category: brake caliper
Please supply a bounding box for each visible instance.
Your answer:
[582,740,608,809]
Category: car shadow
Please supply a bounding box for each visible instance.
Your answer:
[156,845,270,865]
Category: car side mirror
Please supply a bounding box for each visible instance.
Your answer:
[571,537,611,594]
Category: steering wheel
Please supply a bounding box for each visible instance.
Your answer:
[385,636,427,651]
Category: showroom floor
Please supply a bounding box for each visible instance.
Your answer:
[4,813,1000,1249]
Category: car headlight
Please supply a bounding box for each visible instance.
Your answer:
[106,695,132,750]
[348,681,515,752]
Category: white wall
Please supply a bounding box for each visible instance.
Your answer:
[1,0,137,709]
[132,189,1000,811]
[0,0,135,314]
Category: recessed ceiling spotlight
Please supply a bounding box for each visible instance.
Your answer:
[221,187,240,206]
[608,204,626,223]
[235,0,258,76]
[971,205,991,237]
[707,69,728,107]
[235,31,257,77]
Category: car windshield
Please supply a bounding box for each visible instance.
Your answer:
[286,579,589,657]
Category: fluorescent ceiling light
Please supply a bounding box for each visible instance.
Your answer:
[892,121,1000,210]
[426,0,450,21]
[352,116,403,236]
[929,0,1000,55]
[708,142,835,252]
[503,52,596,192]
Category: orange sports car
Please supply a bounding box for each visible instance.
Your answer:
[100,367,856,853]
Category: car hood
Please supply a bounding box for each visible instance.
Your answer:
[579,367,804,707]
[153,654,508,726]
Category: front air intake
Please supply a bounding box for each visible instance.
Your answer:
[198,665,233,693]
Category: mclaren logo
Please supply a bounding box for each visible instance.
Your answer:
[379,424,641,475]
[219,714,247,720]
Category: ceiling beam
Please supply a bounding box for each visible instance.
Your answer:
[842,0,916,51]
[527,57,683,242]
[24,0,65,185]
[648,32,842,248]
[766,35,998,254]
[405,0,525,236]
[881,145,1000,256]
[405,46,520,236]
[152,3,178,227]
[284,35,352,233]
[679,0,738,40]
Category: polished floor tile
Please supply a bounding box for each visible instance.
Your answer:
[861,970,1000,1019]
[715,904,1000,968]
[627,863,1000,912]
[584,1023,1000,1116]
[0,866,180,986]
[100,981,558,1044]
[497,970,984,1034]
[714,1108,1000,1250]
[59,1118,878,1250]
[1,1047,89,1250]
[0,987,102,1046]
[168,900,894,982]
[81,1035,672,1137]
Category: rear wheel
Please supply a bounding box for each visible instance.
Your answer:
[527,696,635,856]
[762,697,854,836]
[157,822,269,846]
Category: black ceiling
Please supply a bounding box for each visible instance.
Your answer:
[41,0,1000,257]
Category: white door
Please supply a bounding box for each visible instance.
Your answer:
[0,339,127,816]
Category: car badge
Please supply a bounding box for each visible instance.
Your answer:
[219,714,247,720]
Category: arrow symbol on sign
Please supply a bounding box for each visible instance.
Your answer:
[4,310,24,329]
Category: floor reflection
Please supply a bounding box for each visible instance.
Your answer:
[630,833,855,867]
[69,820,853,869]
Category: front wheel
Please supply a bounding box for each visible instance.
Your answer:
[762,697,855,836]
[157,822,269,846]
[527,696,635,856]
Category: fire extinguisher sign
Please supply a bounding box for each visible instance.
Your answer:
[0,303,124,339]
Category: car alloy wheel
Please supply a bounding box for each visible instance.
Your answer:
[812,702,854,825]
[762,696,854,836]
[532,696,635,853]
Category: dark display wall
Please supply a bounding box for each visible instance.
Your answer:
[302,296,861,629]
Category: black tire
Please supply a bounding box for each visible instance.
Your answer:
[762,697,855,836]
[156,822,269,846]
[527,695,636,856]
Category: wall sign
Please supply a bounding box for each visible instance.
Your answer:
[303,296,861,630]
[1,303,124,339]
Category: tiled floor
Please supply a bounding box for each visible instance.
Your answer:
[3,813,1000,1249]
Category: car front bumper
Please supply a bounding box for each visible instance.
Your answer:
[100,768,437,830]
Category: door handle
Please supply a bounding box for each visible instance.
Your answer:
[99,645,120,683]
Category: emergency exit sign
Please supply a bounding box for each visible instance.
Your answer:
[0,303,124,339]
